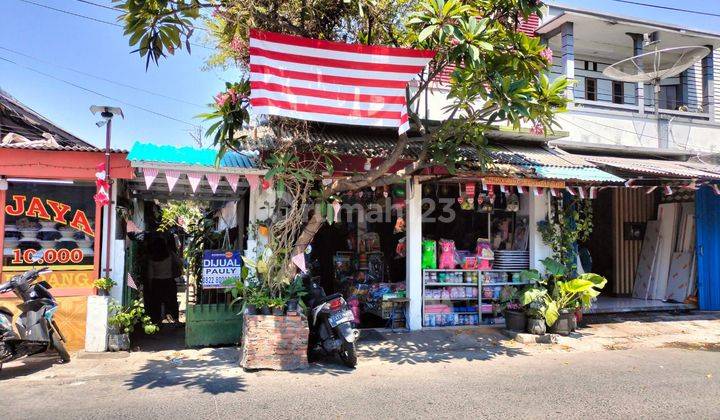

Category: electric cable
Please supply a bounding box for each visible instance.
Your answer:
[607,0,720,19]
[14,0,212,51]
[0,55,202,128]
[0,45,206,108]
[72,0,211,33]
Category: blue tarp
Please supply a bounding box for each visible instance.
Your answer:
[127,142,256,169]
[530,166,625,183]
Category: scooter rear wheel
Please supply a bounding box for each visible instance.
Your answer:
[339,340,357,368]
[50,327,70,363]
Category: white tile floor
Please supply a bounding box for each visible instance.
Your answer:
[588,296,696,314]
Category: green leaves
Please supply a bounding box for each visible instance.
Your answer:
[107,299,159,335]
[115,0,200,69]
[541,258,566,278]
[544,300,559,327]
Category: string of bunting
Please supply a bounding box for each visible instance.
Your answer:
[141,167,268,194]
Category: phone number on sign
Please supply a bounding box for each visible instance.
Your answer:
[10,249,85,265]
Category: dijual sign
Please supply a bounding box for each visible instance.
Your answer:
[201,250,243,289]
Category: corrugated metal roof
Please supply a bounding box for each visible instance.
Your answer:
[0,89,96,149]
[239,125,618,183]
[128,142,257,169]
[531,166,625,183]
[580,155,720,180]
[0,142,125,153]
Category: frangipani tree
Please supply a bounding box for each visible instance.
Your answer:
[115,0,569,289]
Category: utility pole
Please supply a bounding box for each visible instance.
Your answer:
[90,106,124,280]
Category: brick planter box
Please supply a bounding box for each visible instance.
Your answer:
[239,314,309,371]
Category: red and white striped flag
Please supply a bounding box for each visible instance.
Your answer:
[249,29,435,134]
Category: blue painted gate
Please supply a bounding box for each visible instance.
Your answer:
[696,186,720,310]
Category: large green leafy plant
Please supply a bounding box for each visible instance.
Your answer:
[116,0,569,282]
[520,258,606,326]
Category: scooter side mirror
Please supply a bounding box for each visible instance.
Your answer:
[30,250,45,264]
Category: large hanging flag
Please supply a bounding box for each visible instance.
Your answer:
[249,29,436,134]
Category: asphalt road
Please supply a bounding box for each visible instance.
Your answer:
[1,347,718,419]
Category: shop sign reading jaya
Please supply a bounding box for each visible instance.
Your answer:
[201,250,243,289]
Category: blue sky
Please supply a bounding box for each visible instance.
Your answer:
[1,0,719,151]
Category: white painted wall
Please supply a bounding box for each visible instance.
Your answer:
[405,177,423,330]
[245,186,275,260]
[529,192,553,273]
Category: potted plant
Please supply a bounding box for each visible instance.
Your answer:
[499,286,526,332]
[107,299,159,351]
[520,285,547,335]
[521,258,607,335]
[93,277,116,296]
[269,297,286,316]
[284,275,308,314]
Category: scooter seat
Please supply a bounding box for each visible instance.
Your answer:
[315,293,343,305]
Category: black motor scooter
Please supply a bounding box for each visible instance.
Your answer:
[0,260,70,372]
[301,275,359,368]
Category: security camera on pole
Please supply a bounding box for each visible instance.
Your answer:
[90,105,123,280]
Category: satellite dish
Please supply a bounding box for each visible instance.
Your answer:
[603,46,710,84]
[603,46,710,147]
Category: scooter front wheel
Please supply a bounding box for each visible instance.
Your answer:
[50,326,70,363]
[338,340,357,368]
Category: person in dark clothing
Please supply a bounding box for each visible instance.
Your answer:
[145,232,180,323]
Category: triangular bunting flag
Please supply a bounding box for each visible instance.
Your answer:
[245,174,259,191]
[127,274,138,290]
[143,168,159,189]
[549,188,558,197]
[165,170,181,192]
[206,173,221,194]
[578,187,587,199]
[225,174,240,192]
[291,252,307,273]
[589,187,598,199]
[565,187,577,196]
[713,184,720,195]
[516,185,526,195]
[664,185,673,196]
[187,172,202,193]
[534,187,544,196]
[332,200,342,221]
[646,186,658,194]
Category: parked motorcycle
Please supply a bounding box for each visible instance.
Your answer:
[301,275,359,368]
[0,261,70,372]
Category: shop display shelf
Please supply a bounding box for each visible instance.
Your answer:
[481,281,534,286]
[424,297,477,301]
[424,282,478,287]
[478,269,525,273]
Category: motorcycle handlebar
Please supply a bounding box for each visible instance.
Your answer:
[0,267,51,293]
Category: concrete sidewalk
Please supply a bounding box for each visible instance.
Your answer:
[2,311,718,383]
